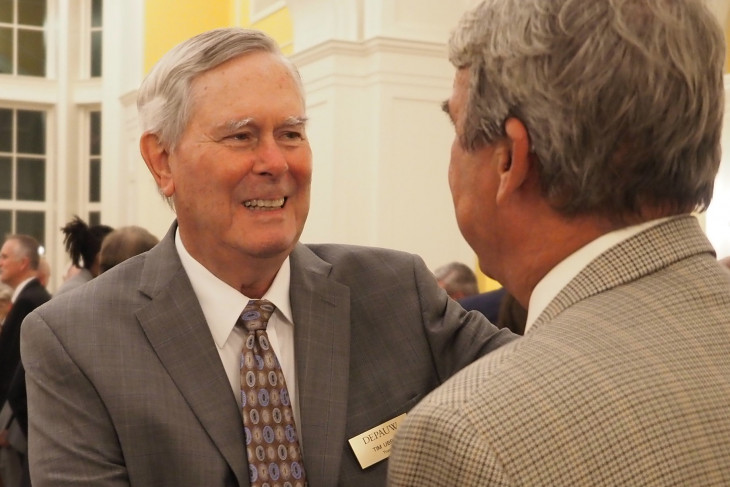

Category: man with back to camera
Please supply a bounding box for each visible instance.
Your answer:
[20,28,516,487]
[388,0,730,485]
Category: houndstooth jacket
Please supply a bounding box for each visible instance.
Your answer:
[388,215,730,486]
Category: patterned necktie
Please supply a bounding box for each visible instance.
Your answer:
[237,299,307,487]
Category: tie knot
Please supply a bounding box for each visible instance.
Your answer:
[237,299,275,332]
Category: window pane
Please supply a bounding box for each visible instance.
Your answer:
[0,210,10,239]
[18,28,45,76]
[91,0,102,27]
[16,210,44,244]
[89,211,100,227]
[90,159,100,202]
[0,156,11,199]
[18,0,46,26]
[17,157,45,200]
[17,110,45,154]
[0,109,11,152]
[91,30,101,77]
[0,27,12,74]
[90,111,101,155]
[0,0,12,24]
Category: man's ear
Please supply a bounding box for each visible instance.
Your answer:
[496,117,531,204]
[140,133,175,198]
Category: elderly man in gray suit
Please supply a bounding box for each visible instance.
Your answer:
[20,28,515,487]
[388,0,730,485]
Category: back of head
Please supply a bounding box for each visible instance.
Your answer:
[61,216,113,270]
[137,27,301,152]
[434,261,479,299]
[99,226,159,273]
[450,0,725,221]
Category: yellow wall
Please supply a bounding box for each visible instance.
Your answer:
[144,0,235,72]
[144,0,294,72]
[250,8,294,55]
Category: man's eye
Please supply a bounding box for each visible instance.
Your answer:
[282,131,303,140]
[230,133,251,141]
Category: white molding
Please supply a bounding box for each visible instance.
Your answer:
[251,0,286,23]
[0,77,58,104]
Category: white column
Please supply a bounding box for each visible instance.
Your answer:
[100,0,172,237]
[289,0,478,270]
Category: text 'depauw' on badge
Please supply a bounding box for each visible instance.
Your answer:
[348,413,407,469]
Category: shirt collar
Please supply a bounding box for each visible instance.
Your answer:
[525,216,674,333]
[11,277,35,302]
[174,228,292,349]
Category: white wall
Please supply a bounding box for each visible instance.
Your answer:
[289,0,478,270]
[705,75,730,259]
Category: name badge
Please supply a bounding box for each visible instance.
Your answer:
[348,413,407,469]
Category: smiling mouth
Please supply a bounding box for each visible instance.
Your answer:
[243,197,286,210]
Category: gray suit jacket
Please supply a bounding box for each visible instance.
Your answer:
[21,223,514,487]
[388,215,730,486]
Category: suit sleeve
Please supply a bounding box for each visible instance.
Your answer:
[411,254,516,381]
[21,311,130,487]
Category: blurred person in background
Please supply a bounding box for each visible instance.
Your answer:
[98,226,160,274]
[54,216,113,296]
[433,261,479,300]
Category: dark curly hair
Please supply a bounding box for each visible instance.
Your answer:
[61,216,113,271]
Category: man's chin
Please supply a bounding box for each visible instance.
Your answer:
[243,238,299,260]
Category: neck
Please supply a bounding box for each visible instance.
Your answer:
[10,272,36,289]
[497,213,615,308]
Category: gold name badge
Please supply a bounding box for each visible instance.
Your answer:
[348,413,407,469]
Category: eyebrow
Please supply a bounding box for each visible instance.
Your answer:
[222,118,254,132]
[281,116,309,127]
[220,116,309,132]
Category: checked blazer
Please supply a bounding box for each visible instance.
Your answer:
[388,215,730,486]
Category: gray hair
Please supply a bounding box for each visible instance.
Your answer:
[137,28,303,151]
[449,0,725,219]
[5,234,41,270]
[99,226,160,273]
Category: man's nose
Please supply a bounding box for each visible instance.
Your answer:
[252,136,288,176]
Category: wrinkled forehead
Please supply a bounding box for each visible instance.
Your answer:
[189,51,305,106]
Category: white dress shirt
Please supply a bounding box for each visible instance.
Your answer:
[526,217,675,333]
[174,230,301,433]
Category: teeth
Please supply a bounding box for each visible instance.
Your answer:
[243,198,285,209]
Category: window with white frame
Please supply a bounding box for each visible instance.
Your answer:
[87,109,102,226]
[0,107,49,244]
[0,0,48,77]
[89,0,102,77]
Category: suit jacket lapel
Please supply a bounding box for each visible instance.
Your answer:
[533,215,715,329]
[289,244,351,487]
[135,223,250,486]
